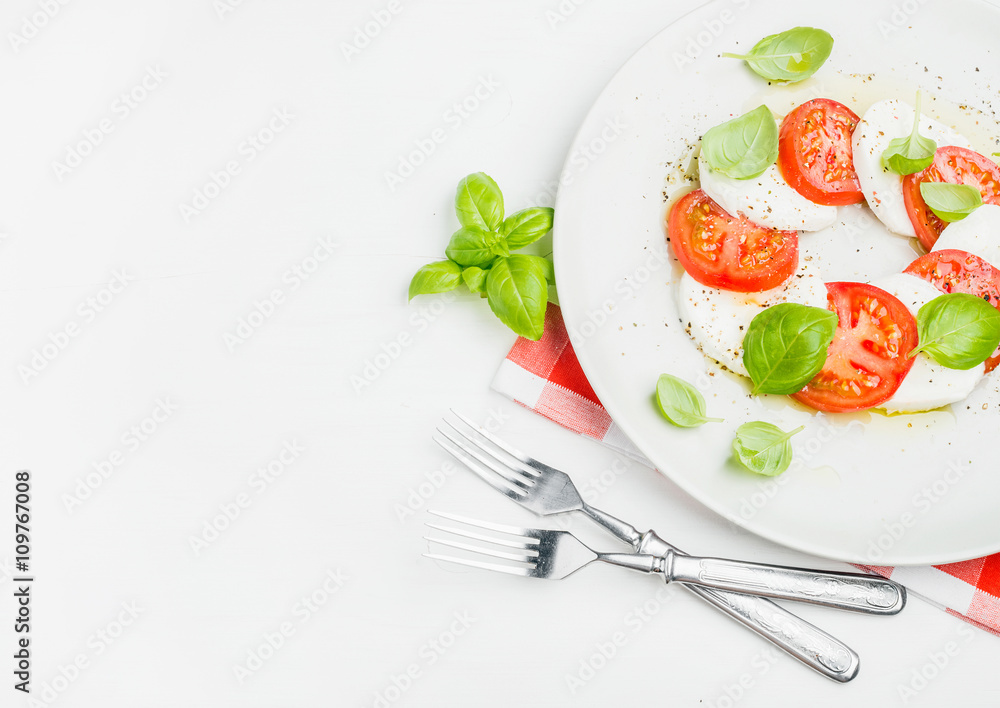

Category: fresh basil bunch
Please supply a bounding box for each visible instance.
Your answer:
[409,173,555,340]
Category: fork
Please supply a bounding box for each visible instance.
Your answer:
[425,511,904,613]
[433,412,871,682]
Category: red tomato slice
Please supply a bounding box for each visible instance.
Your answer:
[667,189,799,293]
[905,248,1000,372]
[793,282,918,412]
[778,99,864,206]
[902,146,1000,250]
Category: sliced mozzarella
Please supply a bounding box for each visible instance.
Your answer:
[677,259,826,377]
[853,99,972,238]
[930,203,1000,270]
[875,273,984,413]
[698,156,838,232]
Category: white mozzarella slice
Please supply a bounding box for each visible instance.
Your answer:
[853,99,972,238]
[931,203,1000,270]
[875,273,984,413]
[698,156,838,232]
[677,259,827,377]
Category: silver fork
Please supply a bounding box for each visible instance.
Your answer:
[433,412,869,682]
[425,511,904,612]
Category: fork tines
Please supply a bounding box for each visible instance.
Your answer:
[432,411,539,500]
[423,511,541,577]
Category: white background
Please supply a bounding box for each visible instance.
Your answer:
[0,0,998,706]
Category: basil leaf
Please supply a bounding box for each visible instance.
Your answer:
[501,207,555,249]
[732,422,804,476]
[462,266,488,294]
[881,92,937,176]
[722,27,833,83]
[909,293,1000,369]
[701,105,779,180]
[742,303,838,395]
[489,237,511,258]
[455,172,504,231]
[445,226,497,267]
[919,182,983,222]
[408,260,462,301]
[486,255,548,340]
[655,373,723,428]
[538,256,555,285]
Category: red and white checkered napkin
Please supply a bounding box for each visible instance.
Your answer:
[491,304,1000,636]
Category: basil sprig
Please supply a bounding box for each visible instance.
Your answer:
[908,293,1000,370]
[732,422,804,476]
[722,27,833,83]
[742,303,838,395]
[409,173,555,340]
[655,373,723,428]
[919,182,983,222]
[701,105,779,180]
[882,92,937,176]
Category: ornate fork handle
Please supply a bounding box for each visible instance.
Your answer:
[666,553,905,615]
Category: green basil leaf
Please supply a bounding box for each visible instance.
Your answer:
[732,422,804,476]
[701,105,779,180]
[455,172,504,231]
[882,92,937,176]
[445,226,497,267]
[919,182,983,222]
[485,255,548,340]
[462,266,488,294]
[501,207,555,250]
[408,260,462,301]
[538,256,555,285]
[655,373,723,428]
[909,293,1000,369]
[742,303,838,395]
[722,27,833,83]
[489,237,511,258]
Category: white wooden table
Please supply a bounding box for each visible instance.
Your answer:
[2,0,999,705]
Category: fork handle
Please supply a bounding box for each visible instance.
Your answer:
[638,532,859,683]
[665,552,905,615]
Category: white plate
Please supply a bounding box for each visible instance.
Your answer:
[554,0,1000,565]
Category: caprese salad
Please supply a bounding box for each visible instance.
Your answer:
[667,76,1000,415]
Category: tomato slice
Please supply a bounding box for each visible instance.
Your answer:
[778,99,863,206]
[667,189,799,293]
[902,146,1000,250]
[905,248,1000,372]
[792,282,918,412]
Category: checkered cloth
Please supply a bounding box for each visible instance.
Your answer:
[491,304,1000,636]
